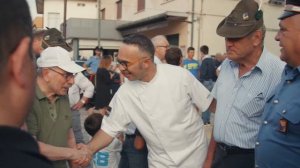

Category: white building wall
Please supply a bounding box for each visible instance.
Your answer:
[43,0,285,57]
[44,0,98,29]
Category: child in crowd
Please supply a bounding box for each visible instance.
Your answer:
[84,113,123,168]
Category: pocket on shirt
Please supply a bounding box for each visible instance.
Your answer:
[277,105,300,134]
[237,94,265,118]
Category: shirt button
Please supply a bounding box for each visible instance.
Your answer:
[263,121,268,125]
[287,80,291,84]
[255,165,259,168]
[255,142,260,146]
[282,110,287,114]
[273,99,279,104]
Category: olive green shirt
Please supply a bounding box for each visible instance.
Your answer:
[26,85,72,168]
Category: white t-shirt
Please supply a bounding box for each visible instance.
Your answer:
[93,138,122,168]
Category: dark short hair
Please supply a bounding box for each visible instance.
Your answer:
[93,46,103,55]
[200,45,209,55]
[187,47,195,52]
[165,47,183,66]
[123,34,155,60]
[0,0,33,79]
[84,113,103,137]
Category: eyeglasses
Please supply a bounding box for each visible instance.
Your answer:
[48,68,75,80]
[156,45,170,49]
[116,57,149,70]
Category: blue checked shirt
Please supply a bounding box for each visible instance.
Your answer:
[255,65,300,168]
[212,48,285,148]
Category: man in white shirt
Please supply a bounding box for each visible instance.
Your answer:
[84,34,212,167]
[68,72,94,143]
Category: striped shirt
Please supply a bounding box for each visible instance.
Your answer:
[212,48,285,148]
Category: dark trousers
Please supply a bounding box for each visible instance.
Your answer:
[212,143,254,168]
[118,134,148,168]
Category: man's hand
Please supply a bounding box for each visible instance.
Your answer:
[71,101,84,111]
[72,143,93,167]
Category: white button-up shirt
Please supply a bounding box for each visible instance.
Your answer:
[68,72,94,107]
[102,64,212,167]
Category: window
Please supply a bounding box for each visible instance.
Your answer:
[268,0,285,5]
[101,8,106,20]
[137,0,145,12]
[116,0,122,19]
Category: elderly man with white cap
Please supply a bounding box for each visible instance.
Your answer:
[26,46,90,168]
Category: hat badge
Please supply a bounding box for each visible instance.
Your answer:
[242,12,249,20]
[44,35,50,41]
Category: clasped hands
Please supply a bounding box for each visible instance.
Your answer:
[70,143,93,168]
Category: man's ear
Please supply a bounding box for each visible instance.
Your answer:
[9,37,32,88]
[252,30,263,47]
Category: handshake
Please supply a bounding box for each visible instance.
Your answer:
[69,143,93,168]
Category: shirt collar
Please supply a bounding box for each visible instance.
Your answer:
[202,54,211,60]
[35,85,59,102]
[284,64,300,80]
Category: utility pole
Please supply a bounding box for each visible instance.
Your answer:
[63,0,67,37]
[98,0,101,47]
[190,0,195,47]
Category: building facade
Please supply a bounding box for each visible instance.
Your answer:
[36,0,285,59]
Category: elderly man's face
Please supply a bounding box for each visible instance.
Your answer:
[224,30,261,63]
[45,67,75,95]
[275,14,300,67]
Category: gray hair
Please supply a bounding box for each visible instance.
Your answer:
[151,35,168,47]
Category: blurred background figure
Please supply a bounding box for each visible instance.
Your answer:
[151,35,169,64]
[33,29,46,57]
[84,46,103,76]
[95,55,113,113]
[84,113,122,168]
[183,47,200,79]
[165,47,183,66]
[68,72,94,144]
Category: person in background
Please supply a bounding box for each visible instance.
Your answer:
[165,47,183,66]
[33,29,46,57]
[255,0,300,167]
[84,46,103,75]
[109,62,121,96]
[215,53,227,77]
[183,47,200,79]
[69,72,95,144]
[26,47,91,168]
[151,35,170,64]
[199,45,217,125]
[95,55,113,113]
[204,0,285,168]
[0,0,52,167]
[86,34,212,167]
[84,113,122,168]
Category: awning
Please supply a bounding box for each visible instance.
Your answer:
[117,11,188,36]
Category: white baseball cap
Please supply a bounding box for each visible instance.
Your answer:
[37,46,84,73]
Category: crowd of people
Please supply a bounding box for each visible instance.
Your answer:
[1,0,300,168]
